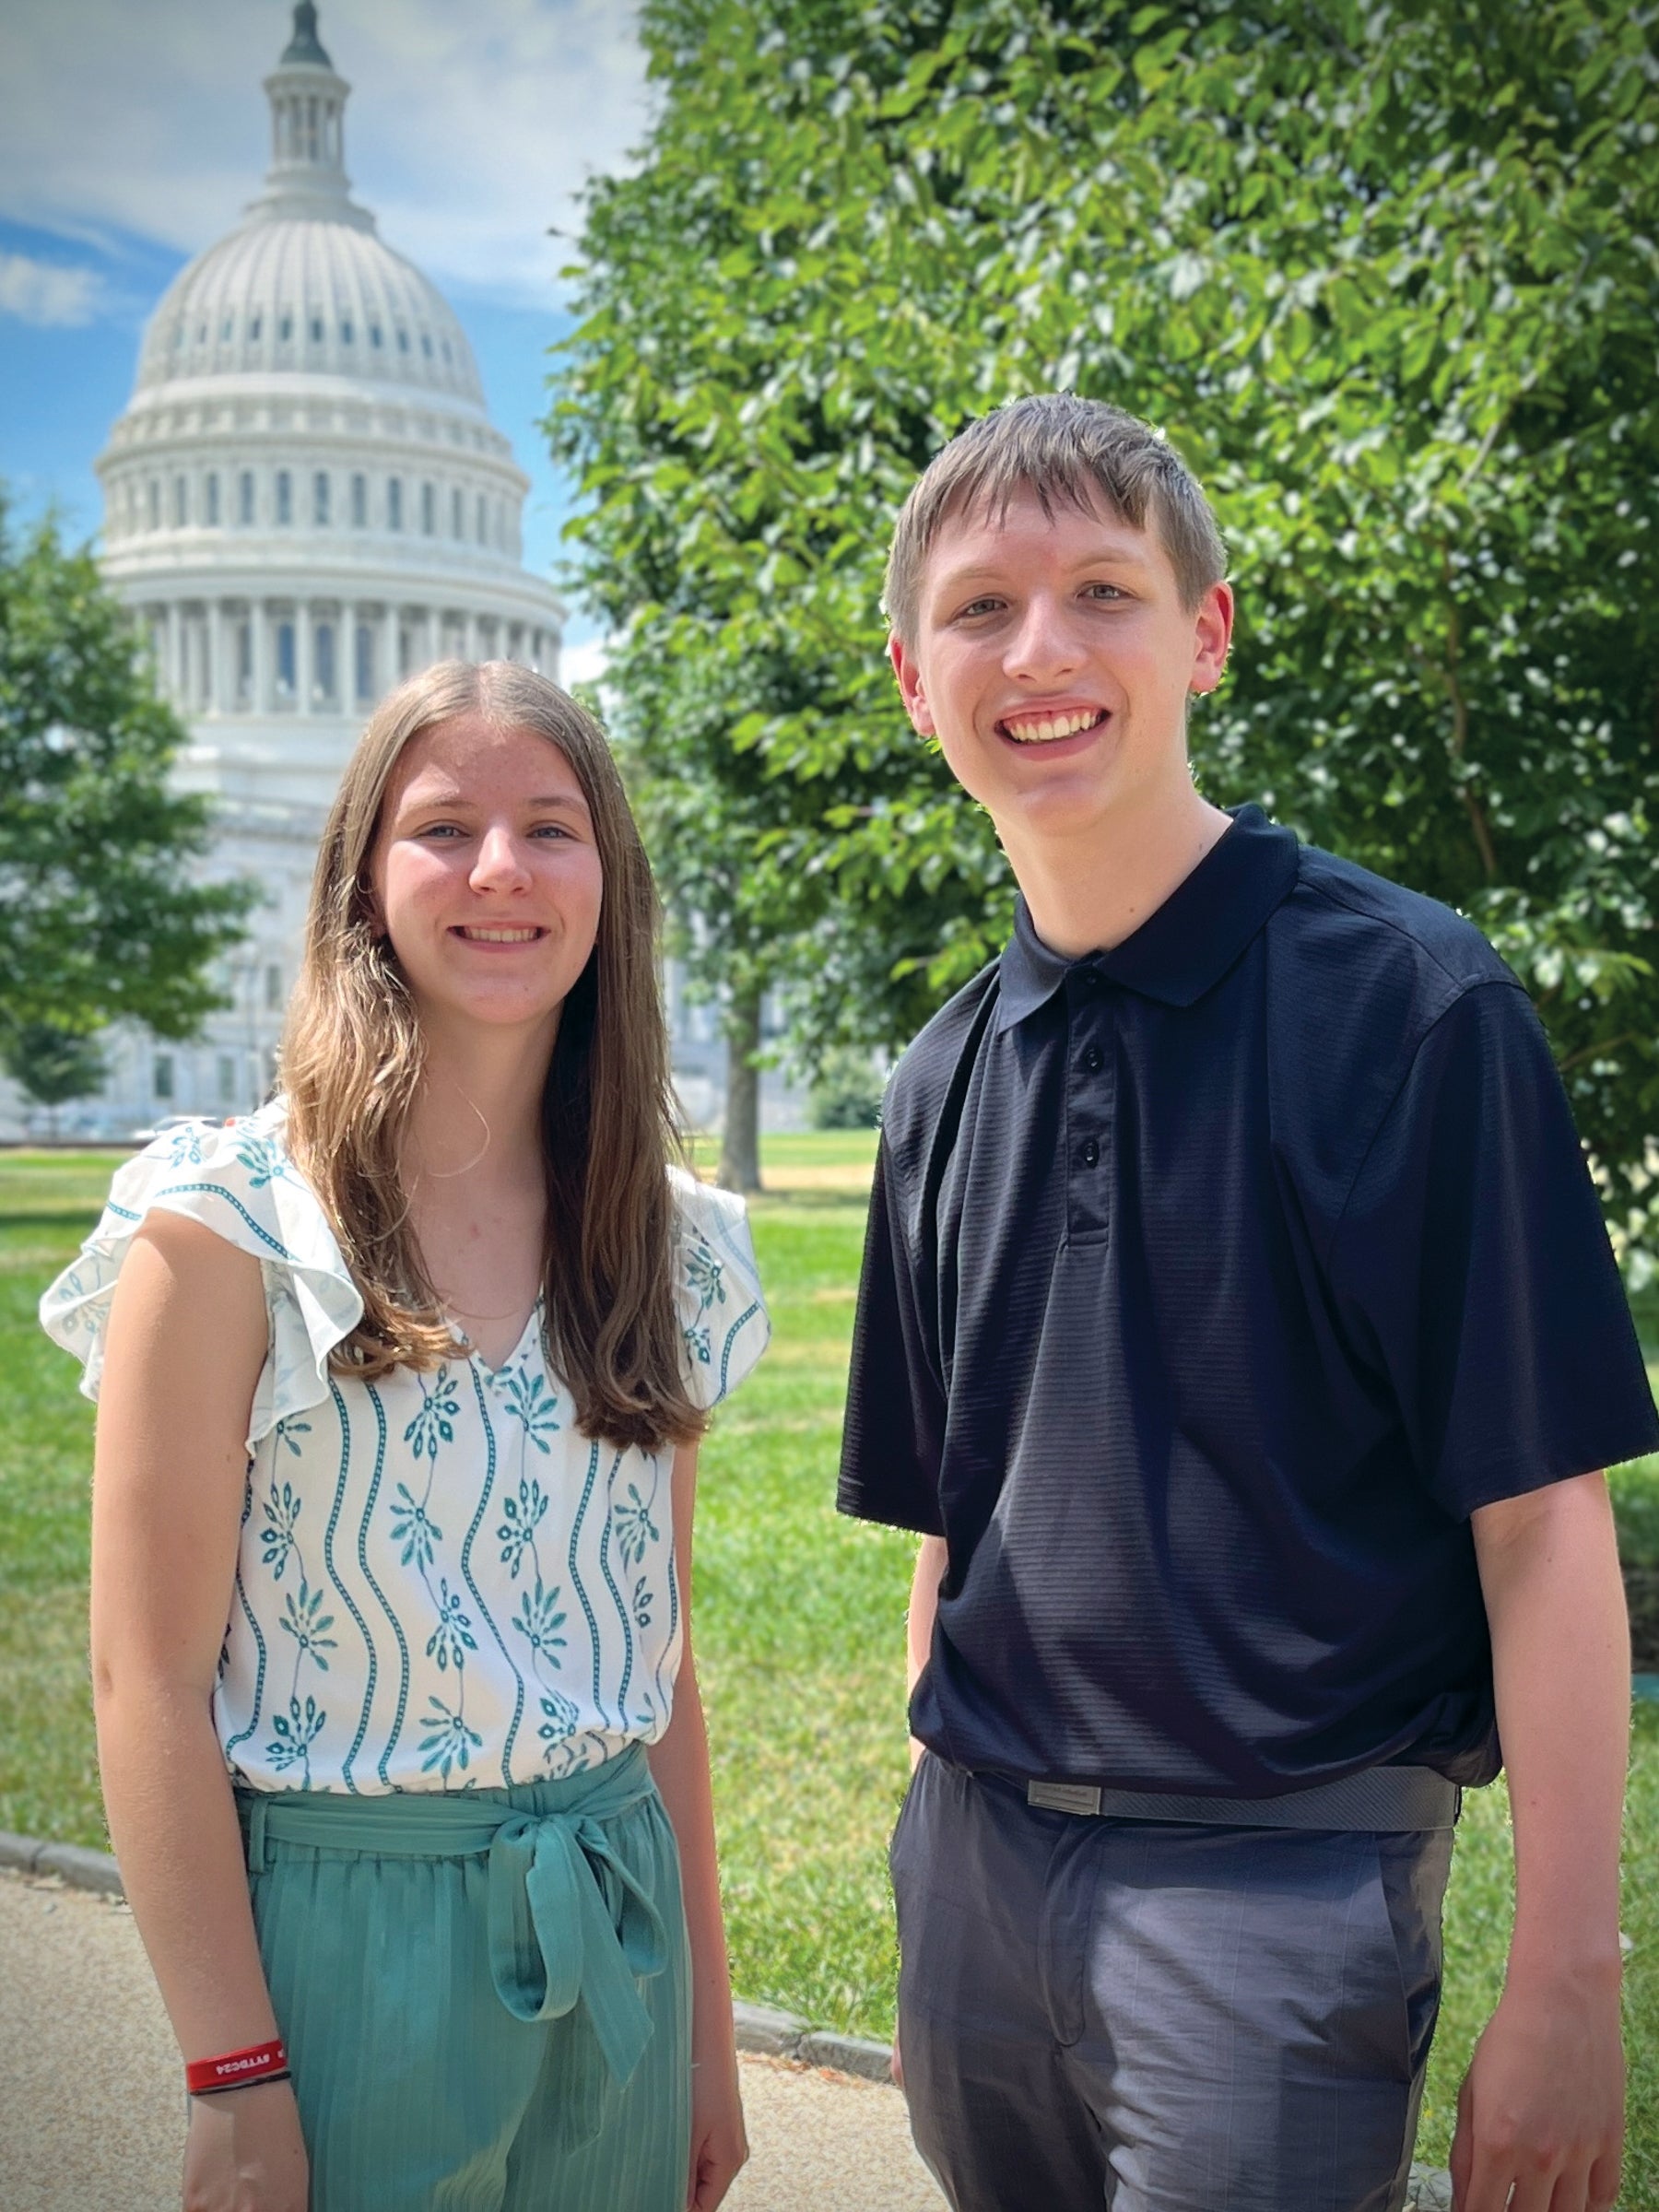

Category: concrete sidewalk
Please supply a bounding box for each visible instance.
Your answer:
[0,1868,943,2212]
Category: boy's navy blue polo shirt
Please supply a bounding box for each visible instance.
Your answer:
[838,806,1659,1794]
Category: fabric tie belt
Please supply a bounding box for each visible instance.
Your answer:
[240,1744,669,2102]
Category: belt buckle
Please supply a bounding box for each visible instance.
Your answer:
[1027,1780,1103,1817]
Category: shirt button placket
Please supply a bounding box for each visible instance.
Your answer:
[1066,968,1113,1241]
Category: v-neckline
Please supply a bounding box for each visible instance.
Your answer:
[458,1295,544,1382]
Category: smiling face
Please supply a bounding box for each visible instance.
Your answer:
[889,487,1232,853]
[369,712,604,1048]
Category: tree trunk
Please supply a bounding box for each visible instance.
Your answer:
[717,987,763,1194]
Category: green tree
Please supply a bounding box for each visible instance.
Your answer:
[0,1022,107,1139]
[587,636,823,1192]
[553,0,1659,1269]
[0,503,252,1042]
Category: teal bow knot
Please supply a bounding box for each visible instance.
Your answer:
[487,1804,669,2092]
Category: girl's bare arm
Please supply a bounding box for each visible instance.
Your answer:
[646,1441,747,2212]
[91,1209,306,2205]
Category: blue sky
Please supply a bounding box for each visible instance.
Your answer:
[0,0,650,664]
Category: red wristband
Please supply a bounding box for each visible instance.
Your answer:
[185,2039,288,2096]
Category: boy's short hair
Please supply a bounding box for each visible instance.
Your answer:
[884,393,1229,640]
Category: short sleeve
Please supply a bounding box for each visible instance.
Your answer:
[1332,981,1659,1518]
[836,1135,947,1535]
[39,1108,363,1453]
[669,1167,770,1409]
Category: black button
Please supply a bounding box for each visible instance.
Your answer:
[1080,1137,1100,1168]
[1082,1044,1103,1074]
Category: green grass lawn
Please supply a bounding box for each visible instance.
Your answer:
[4,1138,1658,2194]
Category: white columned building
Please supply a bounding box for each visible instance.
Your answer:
[47,4,564,1135]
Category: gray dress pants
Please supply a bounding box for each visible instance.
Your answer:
[891,1754,1453,2212]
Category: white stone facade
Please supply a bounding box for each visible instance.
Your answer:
[9,5,563,1138]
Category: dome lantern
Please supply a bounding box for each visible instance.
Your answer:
[253,4,368,231]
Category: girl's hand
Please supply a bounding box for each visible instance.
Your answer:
[687,2047,748,2211]
[182,2080,309,2212]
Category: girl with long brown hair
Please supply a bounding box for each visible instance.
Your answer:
[42,662,768,2211]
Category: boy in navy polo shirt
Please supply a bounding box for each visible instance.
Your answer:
[839,393,1658,2212]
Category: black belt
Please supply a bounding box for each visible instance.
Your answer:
[1021,1764,1460,1831]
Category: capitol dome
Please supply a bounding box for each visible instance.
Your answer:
[136,215,486,411]
[74,0,565,1135]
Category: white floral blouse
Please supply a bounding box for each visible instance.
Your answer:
[40,1103,769,1794]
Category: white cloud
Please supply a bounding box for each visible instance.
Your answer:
[0,0,649,310]
[558,634,612,692]
[0,251,107,326]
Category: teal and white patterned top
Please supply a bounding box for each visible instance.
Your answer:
[39,1103,769,1794]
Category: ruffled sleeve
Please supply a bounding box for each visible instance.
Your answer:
[38,1106,363,1453]
[668,1166,770,1410]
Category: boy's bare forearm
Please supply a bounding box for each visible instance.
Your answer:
[96,1681,280,2061]
[1474,1473,1629,1981]
[907,1536,948,1768]
[1451,1472,1629,2206]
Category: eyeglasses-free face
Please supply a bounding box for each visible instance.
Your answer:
[889,488,1231,860]
[370,712,605,1049]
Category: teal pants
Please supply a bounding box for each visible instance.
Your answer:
[238,1745,691,2211]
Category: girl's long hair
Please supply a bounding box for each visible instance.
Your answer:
[280,659,703,1453]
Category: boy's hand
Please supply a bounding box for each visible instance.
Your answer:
[1450,1969,1622,2212]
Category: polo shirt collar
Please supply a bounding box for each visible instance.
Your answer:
[994,804,1300,1030]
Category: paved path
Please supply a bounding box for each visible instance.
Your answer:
[0,1869,943,2212]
